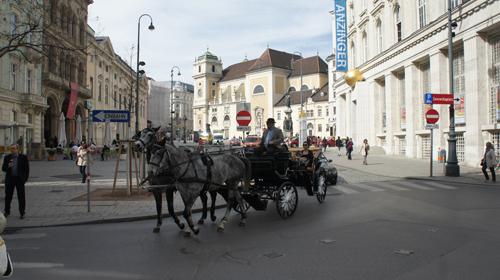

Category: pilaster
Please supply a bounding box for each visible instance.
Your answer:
[463,33,488,165]
[404,63,418,158]
[385,73,395,154]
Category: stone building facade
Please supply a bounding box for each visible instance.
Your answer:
[0,0,47,159]
[86,32,149,145]
[332,0,500,167]
[42,0,93,148]
[193,49,329,139]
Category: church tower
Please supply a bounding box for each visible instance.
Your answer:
[192,50,223,132]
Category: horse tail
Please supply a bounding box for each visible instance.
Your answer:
[240,157,251,191]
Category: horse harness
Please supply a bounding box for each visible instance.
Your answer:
[149,147,224,191]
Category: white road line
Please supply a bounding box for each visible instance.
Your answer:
[421,181,457,190]
[9,247,41,250]
[14,262,64,269]
[398,181,434,190]
[367,182,409,191]
[3,233,46,240]
[332,185,360,194]
[350,184,385,192]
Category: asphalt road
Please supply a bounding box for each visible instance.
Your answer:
[4,179,500,280]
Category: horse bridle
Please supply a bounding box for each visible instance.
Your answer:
[149,146,192,182]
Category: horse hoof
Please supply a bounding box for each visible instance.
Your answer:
[178,223,185,230]
[197,219,204,225]
[193,228,200,235]
[153,227,160,233]
[211,216,217,222]
[183,231,192,237]
[217,225,225,232]
[239,221,246,227]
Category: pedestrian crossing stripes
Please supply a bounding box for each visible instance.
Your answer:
[331,180,458,195]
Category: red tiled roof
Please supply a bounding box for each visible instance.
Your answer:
[247,49,301,72]
[220,59,257,82]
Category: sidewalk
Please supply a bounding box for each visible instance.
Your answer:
[1,149,493,229]
[323,148,488,185]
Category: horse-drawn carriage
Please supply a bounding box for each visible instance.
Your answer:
[235,147,338,219]
[134,127,337,234]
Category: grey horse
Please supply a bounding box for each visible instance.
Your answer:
[148,143,251,234]
[133,127,223,233]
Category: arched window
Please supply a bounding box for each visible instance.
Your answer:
[98,81,102,101]
[113,88,117,108]
[253,85,264,94]
[362,31,368,63]
[301,85,309,91]
[105,84,109,104]
[211,65,215,72]
[197,89,202,97]
[376,19,383,53]
[288,86,296,92]
[211,117,218,127]
[394,5,402,42]
[223,115,230,127]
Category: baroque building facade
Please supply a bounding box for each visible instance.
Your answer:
[86,30,149,145]
[192,49,330,139]
[332,0,500,167]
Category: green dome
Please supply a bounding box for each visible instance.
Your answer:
[198,50,218,61]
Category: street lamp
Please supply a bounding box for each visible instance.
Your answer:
[170,66,181,144]
[135,14,154,134]
[292,51,306,144]
[183,116,187,144]
[445,0,460,177]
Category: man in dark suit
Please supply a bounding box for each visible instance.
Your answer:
[2,144,29,219]
[258,118,285,154]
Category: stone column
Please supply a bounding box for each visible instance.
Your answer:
[463,33,488,166]
[404,63,418,158]
[385,73,395,154]
[368,80,378,145]
[429,50,449,159]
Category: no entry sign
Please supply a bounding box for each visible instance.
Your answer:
[425,109,439,124]
[236,111,251,126]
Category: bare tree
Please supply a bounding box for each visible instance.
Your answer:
[0,0,86,61]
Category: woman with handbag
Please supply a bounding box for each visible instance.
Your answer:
[77,143,89,183]
[482,142,497,182]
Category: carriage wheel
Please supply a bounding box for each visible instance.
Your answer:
[276,181,298,219]
[316,172,327,204]
[232,197,250,214]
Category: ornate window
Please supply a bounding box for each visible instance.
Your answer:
[211,117,218,127]
[417,0,427,29]
[394,5,402,42]
[376,19,383,53]
[350,41,356,68]
[98,81,102,101]
[223,115,230,127]
[288,86,296,92]
[253,85,264,94]
[300,85,309,91]
[362,31,368,63]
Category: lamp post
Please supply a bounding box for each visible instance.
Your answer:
[135,14,154,134]
[170,66,181,144]
[292,51,306,144]
[445,0,460,176]
[183,116,187,144]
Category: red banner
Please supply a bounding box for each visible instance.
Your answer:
[66,82,79,119]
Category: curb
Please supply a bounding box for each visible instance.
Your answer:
[4,204,228,231]
[405,176,494,186]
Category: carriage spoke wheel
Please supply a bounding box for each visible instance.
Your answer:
[316,172,327,204]
[276,181,298,219]
[232,197,250,214]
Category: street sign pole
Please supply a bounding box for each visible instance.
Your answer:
[430,127,433,177]
[87,109,92,212]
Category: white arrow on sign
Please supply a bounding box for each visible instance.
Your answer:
[94,111,106,121]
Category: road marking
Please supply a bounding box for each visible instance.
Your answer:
[9,247,41,250]
[3,233,46,240]
[350,183,385,192]
[421,181,457,190]
[367,182,409,191]
[332,185,360,194]
[397,181,434,190]
[14,262,64,269]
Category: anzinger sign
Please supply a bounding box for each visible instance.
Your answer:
[335,0,348,72]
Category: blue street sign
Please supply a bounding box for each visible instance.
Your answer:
[424,93,433,105]
[92,110,130,123]
[335,0,348,72]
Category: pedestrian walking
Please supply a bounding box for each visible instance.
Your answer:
[481,142,497,182]
[336,136,343,156]
[346,137,354,160]
[2,144,29,219]
[77,143,89,183]
[360,139,370,165]
[322,137,328,152]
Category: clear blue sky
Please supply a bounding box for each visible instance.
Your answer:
[89,0,333,84]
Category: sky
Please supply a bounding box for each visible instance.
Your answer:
[88,0,334,84]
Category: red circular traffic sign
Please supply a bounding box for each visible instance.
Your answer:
[425,109,439,124]
[236,111,251,126]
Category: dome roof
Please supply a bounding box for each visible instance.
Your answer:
[198,50,218,61]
